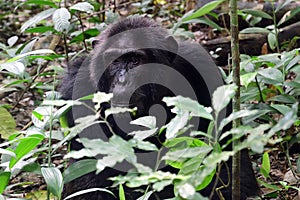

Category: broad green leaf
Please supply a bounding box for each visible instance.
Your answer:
[260,152,270,178]
[164,109,189,139]
[9,134,44,168]
[163,96,213,120]
[0,107,16,139]
[258,68,283,82]
[0,172,11,193]
[163,146,212,162]
[178,183,195,199]
[219,109,261,132]
[0,61,25,76]
[93,92,113,110]
[21,8,56,33]
[129,128,158,141]
[267,31,277,50]
[240,72,257,88]
[240,27,270,34]
[119,184,125,200]
[63,159,97,183]
[130,116,156,129]
[182,0,225,22]
[242,9,272,19]
[7,36,18,47]
[130,139,158,151]
[52,8,71,33]
[212,84,237,114]
[70,28,100,43]
[41,167,63,198]
[70,2,94,13]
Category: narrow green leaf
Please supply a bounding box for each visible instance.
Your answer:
[16,0,58,9]
[25,26,56,33]
[240,27,270,34]
[182,0,225,22]
[6,49,55,63]
[119,184,126,200]
[260,152,270,178]
[0,172,11,193]
[242,9,273,19]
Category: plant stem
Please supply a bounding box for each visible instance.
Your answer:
[230,0,241,199]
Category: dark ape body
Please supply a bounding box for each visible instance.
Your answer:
[60,17,259,199]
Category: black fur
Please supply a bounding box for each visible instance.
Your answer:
[60,17,259,200]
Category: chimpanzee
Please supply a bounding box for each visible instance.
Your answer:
[60,16,259,199]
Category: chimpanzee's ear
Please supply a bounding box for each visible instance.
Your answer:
[165,36,178,61]
[92,39,100,49]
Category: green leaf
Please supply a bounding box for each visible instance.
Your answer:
[20,8,56,33]
[163,96,213,120]
[182,0,225,22]
[105,107,136,118]
[164,109,189,139]
[240,72,257,88]
[212,84,237,114]
[137,191,154,200]
[130,116,156,129]
[0,107,16,139]
[242,9,273,19]
[257,179,281,191]
[278,6,300,26]
[267,31,277,50]
[41,167,63,198]
[16,0,58,9]
[267,94,297,103]
[9,134,44,168]
[70,2,94,13]
[275,0,293,13]
[64,188,115,200]
[0,61,25,76]
[129,128,158,141]
[25,26,56,33]
[0,172,11,193]
[270,104,291,115]
[52,8,71,33]
[119,184,126,200]
[240,27,270,34]
[260,152,270,178]
[63,159,97,183]
[268,103,298,136]
[70,28,100,43]
[130,139,158,151]
[5,49,55,63]
[93,92,113,110]
[258,68,283,83]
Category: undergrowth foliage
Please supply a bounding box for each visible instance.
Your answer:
[0,0,299,200]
